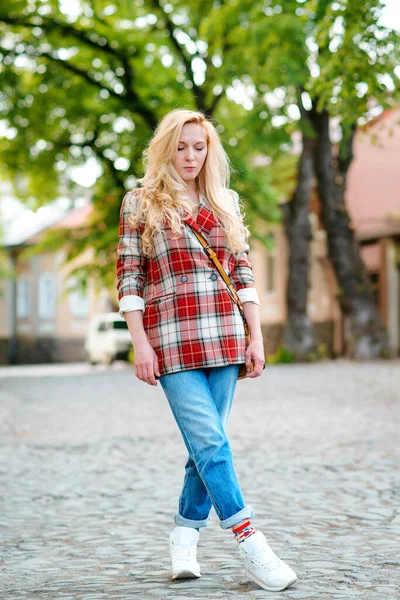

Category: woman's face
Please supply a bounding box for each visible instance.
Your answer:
[173,123,208,184]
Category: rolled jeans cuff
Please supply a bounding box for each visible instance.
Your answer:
[175,512,210,529]
[219,505,255,530]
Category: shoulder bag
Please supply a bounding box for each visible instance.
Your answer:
[186,223,264,380]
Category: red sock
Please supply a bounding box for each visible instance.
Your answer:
[232,520,256,543]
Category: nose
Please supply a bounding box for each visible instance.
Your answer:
[186,148,195,162]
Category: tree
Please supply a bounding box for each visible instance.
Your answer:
[0,0,290,292]
[249,0,399,358]
[282,106,316,359]
[304,0,399,358]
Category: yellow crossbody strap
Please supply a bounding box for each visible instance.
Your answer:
[188,226,250,340]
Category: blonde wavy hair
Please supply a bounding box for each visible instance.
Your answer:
[127,109,250,256]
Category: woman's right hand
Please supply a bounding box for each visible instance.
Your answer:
[133,341,161,386]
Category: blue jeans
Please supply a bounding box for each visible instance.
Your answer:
[159,364,254,530]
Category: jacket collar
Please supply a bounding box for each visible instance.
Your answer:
[183,193,216,235]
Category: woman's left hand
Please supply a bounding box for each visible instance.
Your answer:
[245,338,265,378]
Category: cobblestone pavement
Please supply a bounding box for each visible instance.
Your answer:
[0,360,399,600]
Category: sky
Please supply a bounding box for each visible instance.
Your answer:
[0,181,90,245]
[1,0,399,242]
[380,0,400,29]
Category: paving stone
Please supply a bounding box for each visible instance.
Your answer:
[0,360,399,599]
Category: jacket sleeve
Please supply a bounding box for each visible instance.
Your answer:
[116,190,148,314]
[229,191,260,305]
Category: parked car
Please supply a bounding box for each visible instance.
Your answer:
[85,312,132,365]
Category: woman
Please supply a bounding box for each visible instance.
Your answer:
[116,109,297,592]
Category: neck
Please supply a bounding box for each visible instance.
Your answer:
[186,180,198,193]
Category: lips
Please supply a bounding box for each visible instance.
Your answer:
[184,167,196,169]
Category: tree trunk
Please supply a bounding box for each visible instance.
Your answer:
[282,128,316,360]
[310,109,389,359]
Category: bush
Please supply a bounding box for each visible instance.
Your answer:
[307,342,329,362]
[266,346,295,365]
[127,348,135,364]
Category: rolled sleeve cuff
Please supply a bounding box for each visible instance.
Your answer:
[237,287,260,306]
[119,295,145,316]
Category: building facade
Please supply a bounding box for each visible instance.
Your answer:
[0,206,112,364]
[347,108,400,355]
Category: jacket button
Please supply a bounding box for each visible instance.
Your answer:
[210,273,218,281]
[181,275,188,282]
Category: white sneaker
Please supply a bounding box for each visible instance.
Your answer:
[170,526,201,580]
[239,531,297,591]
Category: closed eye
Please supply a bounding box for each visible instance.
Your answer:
[177,147,205,151]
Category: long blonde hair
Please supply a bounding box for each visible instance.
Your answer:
[128,108,250,256]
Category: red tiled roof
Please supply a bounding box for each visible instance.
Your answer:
[49,204,93,229]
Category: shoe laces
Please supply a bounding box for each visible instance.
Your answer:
[172,544,197,562]
[250,546,283,572]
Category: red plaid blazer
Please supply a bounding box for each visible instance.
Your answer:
[116,190,256,376]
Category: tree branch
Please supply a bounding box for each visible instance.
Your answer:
[338,122,357,177]
[42,52,124,101]
[206,88,225,116]
[118,54,157,129]
[1,14,158,129]
[0,44,157,130]
[148,0,207,110]
[1,15,138,61]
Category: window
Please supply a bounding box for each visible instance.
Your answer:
[69,278,89,318]
[369,272,380,307]
[38,274,56,319]
[16,279,31,319]
[264,232,276,293]
[112,320,128,330]
[265,253,275,293]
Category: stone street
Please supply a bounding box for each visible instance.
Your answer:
[0,360,399,600]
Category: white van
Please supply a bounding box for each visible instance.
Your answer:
[85,312,132,365]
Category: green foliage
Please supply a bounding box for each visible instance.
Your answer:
[0,250,14,281]
[305,0,400,126]
[0,0,399,287]
[380,346,393,360]
[266,346,295,365]
[307,342,329,362]
[267,341,329,364]
[0,0,292,284]
[127,347,135,365]
[0,220,13,279]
